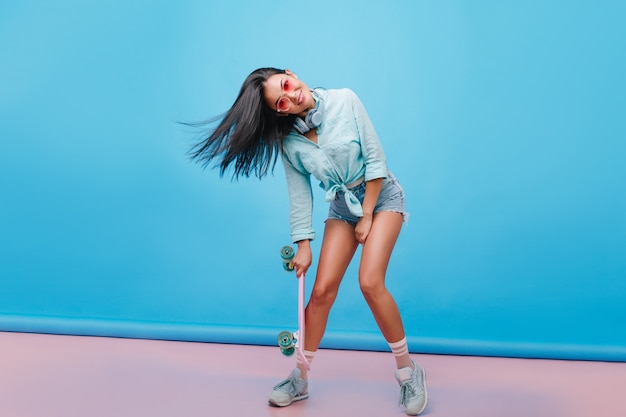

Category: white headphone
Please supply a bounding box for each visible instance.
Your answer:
[293,90,323,134]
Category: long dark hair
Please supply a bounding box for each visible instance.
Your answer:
[188,67,296,179]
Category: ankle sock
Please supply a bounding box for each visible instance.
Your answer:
[388,337,413,369]
[296,350,316,379]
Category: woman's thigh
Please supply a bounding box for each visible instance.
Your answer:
[313,219,359,294]
[359,211,404,285]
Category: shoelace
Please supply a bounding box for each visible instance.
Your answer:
[399,380,418,406]
[274,377,299,394]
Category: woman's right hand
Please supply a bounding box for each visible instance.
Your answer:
[293,240,313,278]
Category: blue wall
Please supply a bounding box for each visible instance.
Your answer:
[1,1,624,361]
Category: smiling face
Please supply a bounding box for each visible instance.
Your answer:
[263,70,316,117]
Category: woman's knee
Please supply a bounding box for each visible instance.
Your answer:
[359,274,386,301]
[310,280,340,308]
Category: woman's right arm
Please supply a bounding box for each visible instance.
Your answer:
[282,154,315,277]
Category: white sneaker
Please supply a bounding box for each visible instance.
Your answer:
[268,368,309,407]
[395,360,428,415]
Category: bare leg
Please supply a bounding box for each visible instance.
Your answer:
[298,219,358,377]
[359,211,413,369]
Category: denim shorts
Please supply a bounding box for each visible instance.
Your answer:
[327,173,408,226]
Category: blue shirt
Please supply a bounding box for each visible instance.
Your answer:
[281,88,388,242]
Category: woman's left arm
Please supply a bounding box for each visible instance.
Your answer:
[348,89,387,243]
[355,178,383,244]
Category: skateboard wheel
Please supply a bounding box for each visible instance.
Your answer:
[278,331,294,349]
[280,346,295,356]
[280,246,295,261]
[282,260,294,272]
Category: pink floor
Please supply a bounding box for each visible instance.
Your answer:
[1,332,624,417]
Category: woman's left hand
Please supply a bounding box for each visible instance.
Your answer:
[355,214,373,244]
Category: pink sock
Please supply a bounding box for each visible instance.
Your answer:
[296,350,316,379]
[388,337,413,369]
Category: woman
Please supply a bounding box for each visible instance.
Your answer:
[190,68,427,415]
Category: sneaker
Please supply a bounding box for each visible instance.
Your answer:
[268,368,309,407]
[395,360,428,415]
